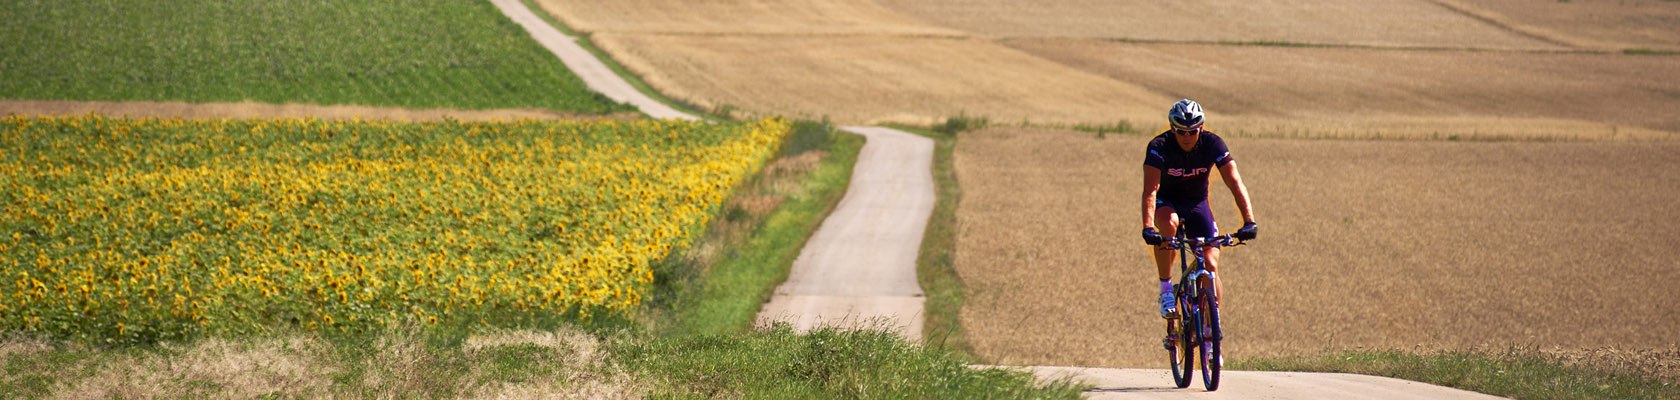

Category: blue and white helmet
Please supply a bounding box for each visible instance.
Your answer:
[1168,99,1205,129]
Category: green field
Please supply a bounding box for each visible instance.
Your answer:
[0,0,628,113]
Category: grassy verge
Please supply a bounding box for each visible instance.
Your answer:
[887,124,973,362]
[653,120,863,336]
[0,327,640,398]
[619,324,1082,398]
[1,323,1081,399]
[1,0,627,114]
[1235,349,1680,400]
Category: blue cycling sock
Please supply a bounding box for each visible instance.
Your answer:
[1160,279,1172,293]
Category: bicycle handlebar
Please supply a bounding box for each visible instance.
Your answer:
[1161,235,1245,249]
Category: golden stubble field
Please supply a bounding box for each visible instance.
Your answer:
[954,127,1680,367]
[534,0,1680,137]
[586,33,1167,125]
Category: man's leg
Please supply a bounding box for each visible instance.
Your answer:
[1204,247,1223,302]
[1179,201,1224,338]
[1153,207,1179,318]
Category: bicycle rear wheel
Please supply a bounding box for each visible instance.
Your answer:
[1199,287,1222,391]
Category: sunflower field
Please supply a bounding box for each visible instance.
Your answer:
[0,115,787,343]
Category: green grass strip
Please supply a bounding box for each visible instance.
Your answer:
[659,128,863,336]
[617,325,1084,399]
[1,0,628,113]
[888,124,973,360]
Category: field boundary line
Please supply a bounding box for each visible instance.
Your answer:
[1423,0,1597,51]
[1065,37,1611,56]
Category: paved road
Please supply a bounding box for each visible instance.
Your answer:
[489,0,697,121]
[489,2,1509,398]
[1012,367,1507,399]
[755,126,934,340]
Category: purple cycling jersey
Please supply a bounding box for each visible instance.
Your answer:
[1144,130,1233,203]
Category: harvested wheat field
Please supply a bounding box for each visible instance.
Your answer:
[536,0,1679,136]
[954,127,1680,367]
[1434,0,1680,51]
[1006,39,1680,139]
[587,33,1167,125]
[876,0,1562,50]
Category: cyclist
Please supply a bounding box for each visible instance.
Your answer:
[1141,99,1258,319]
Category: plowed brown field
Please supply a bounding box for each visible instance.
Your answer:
[954,127,1680,367]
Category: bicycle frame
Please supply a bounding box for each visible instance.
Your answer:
[1163,232,1241,391]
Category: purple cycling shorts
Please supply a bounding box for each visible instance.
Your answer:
[1157,198,1219,239]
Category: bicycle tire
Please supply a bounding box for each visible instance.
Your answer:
[1200,286,1222,391]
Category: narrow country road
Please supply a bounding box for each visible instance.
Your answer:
[1016,367,1506,399]
[489,0,696,121]
[489,1,1509,398]
[755,126,934,340]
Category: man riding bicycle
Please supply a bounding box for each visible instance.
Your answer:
[1142,99,1258,319]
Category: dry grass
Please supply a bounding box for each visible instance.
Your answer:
[685,150,827,269]
[953,127,1680,368]
[0,100,641,122]
[875,0,1562,50]
[1006,39,1680,138]
[463,330,645,400]
[10,328,643,399]
[531,0,962,36]
[0,336,50,360]
[589,33,1167,126]
[58,336,334,399]
[1535,346,1680,384]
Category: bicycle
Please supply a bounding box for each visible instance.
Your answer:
[1161,232,1244,391]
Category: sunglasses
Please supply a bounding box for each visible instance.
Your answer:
[1173,126,1202,136]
